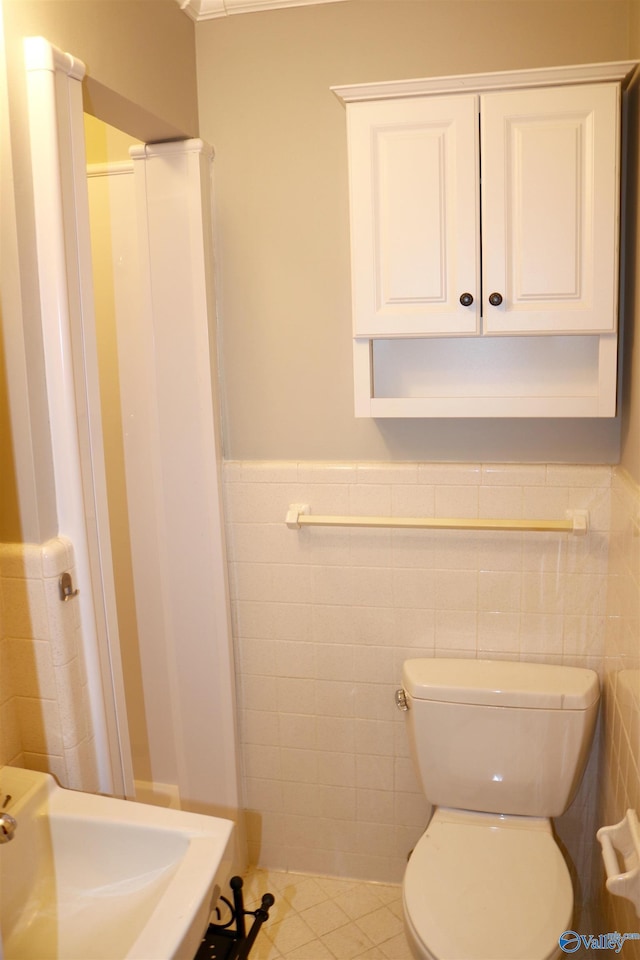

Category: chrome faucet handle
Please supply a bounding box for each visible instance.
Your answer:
[0,811,17,843]
[0,793,16,843]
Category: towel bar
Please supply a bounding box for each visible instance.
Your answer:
[285,504,589,535]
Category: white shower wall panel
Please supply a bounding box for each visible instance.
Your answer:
[87,141,241,826]
[223,460,611,912]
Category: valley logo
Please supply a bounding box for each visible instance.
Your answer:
[559,930,640,953]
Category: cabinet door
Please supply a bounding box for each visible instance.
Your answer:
[481,83,620,334]
[347,94,479,337]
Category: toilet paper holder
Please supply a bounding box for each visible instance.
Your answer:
[597,810,640,917]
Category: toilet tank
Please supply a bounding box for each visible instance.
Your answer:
[402,658,600,819]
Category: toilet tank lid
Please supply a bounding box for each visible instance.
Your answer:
[402,658,600,710]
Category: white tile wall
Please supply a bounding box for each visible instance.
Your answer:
[0,464,622,932]
[224,461,612,902]
[600,468,640,951]
[0,538,98,790]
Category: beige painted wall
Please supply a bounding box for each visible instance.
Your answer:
[0,0,198,541]
[0,7,19,540]
[196,0,631,463]
[4,0,198,139]
[0,1,55,543]
[84,113,141,165]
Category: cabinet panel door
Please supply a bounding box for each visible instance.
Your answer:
[481,83,620,334]
[347,95,479,337]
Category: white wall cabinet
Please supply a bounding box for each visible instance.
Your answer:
[333,61,637,418]
[481,84,619,336]
[347,94,480,337]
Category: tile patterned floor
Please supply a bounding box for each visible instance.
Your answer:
[240,868,413,960]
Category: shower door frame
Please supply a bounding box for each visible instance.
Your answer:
[24,36,132,797]
[23,37,242,833]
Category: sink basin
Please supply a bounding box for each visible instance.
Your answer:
[0,766,234,960]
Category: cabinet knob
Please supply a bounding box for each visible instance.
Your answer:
[459,293,474,307]
[488,292,503,306]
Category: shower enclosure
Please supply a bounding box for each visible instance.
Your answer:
[23,36,242,838]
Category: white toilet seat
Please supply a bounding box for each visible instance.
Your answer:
[403,808,572,960]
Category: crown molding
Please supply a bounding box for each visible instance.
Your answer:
[332,59,639,104]
[176,0,346,21]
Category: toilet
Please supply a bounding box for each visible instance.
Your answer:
[399,658,600,960]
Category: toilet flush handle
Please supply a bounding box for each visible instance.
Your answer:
[395,688,409,712]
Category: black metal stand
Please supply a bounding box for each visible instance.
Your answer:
[195,876,275,960]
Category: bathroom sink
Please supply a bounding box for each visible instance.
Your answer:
[0,766,234,960]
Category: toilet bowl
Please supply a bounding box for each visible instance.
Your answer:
[399,658,599,960]
[403,809,570,960]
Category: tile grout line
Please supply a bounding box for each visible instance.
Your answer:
[240,867,412,960]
